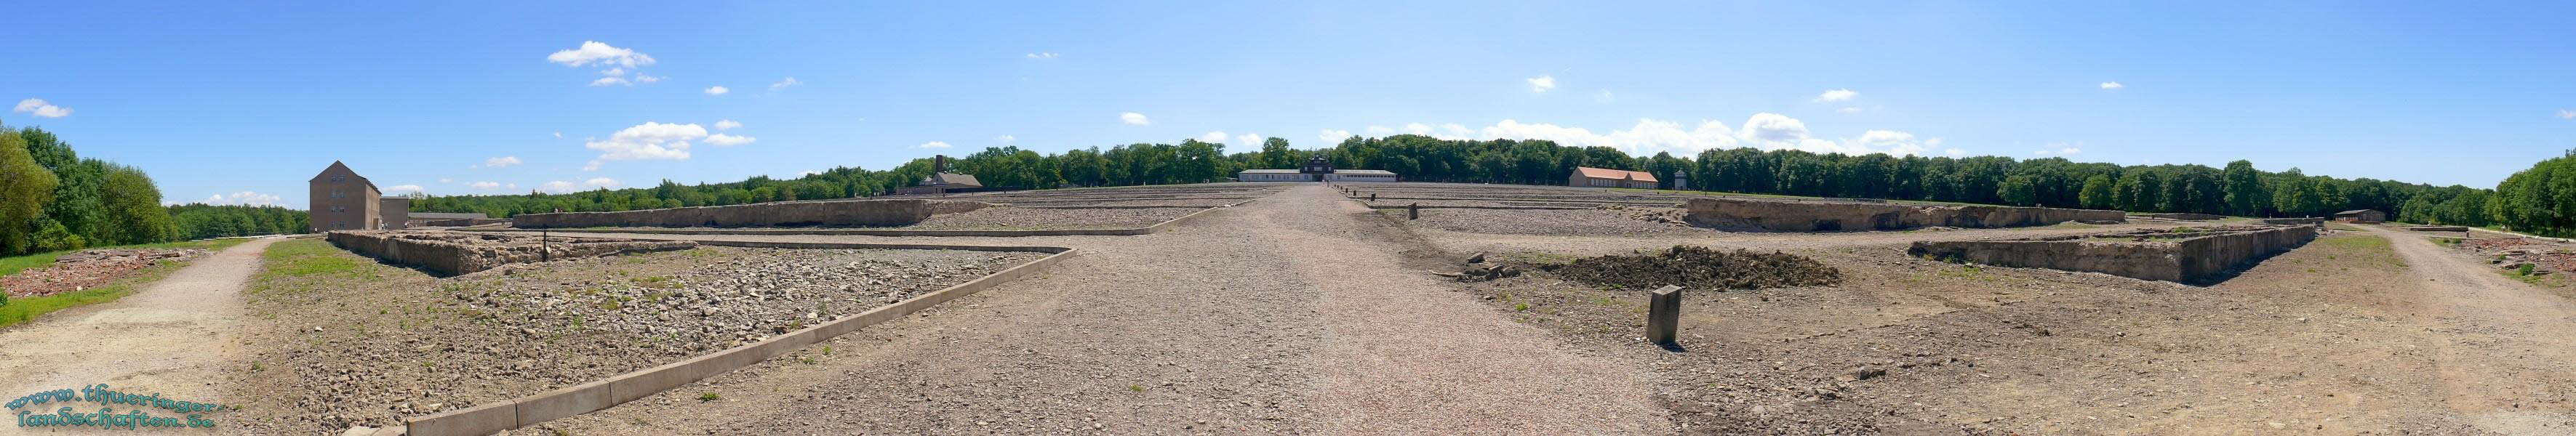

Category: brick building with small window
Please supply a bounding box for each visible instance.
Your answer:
[308,161,383,232]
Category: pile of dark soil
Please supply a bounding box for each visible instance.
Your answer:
[1540,245,1841,290]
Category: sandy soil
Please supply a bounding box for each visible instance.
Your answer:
[0,237,280,435]
[525,185,1665,435]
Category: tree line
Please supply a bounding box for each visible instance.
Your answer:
[409,134,2555,235]
[0,123,295,255]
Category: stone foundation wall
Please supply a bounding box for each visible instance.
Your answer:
[326,231,697,276]
[1906,225,2317,284]
[423,218,510,227]
[2141,213,2223,221]
[1682,197,2125,232]
[2256,217,2324,225]
[511,199,993,229]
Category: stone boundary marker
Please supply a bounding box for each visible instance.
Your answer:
[459,198,1255,238]
[399,241,1079,436]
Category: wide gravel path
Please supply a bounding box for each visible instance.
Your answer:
[533,185,1665,435]
[2365,225,2576,435]
[0,237,279,435]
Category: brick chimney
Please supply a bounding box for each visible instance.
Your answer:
[934,155,947,173]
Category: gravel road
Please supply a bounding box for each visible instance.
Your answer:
[0,237,279,435]
[527,184,1665,435]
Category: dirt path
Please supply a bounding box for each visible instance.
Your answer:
[2367,226,2576,435]
[533,185,1663,435]
[0,237,279,434]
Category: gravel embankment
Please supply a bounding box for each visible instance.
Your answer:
[1393,206,1704,236]
[228,245,1040,433]
[906,206,1199,230]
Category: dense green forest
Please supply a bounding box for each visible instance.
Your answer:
[167,203,307,240]
[0,123,296,256]
[404,134,2562,236]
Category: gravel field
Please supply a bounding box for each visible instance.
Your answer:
[1391,206,1706,236]
[224,243,1039,433]
[905,206,1201,230]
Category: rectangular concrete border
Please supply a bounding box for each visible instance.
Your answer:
[457,198,1254,237]
[402,241,1077,435]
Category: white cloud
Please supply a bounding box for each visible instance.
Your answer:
[583,121,706,167]
[2559,109,2575,120]
[470,181,501,190]
[796,169,823,177]
[2099,81,2124,89]
[1025,52,1059,59]
[599,68,624,76]
[483,156,523,168]
[12,99,71,118]
[713,119,742,130]
[2034,145,2084,156]
[1845,130,1938,156]
[1478,118,1740,156]
[540,181,580,193]
[916,141,951,149]
[705,133,756,147]
[582,160,601,171]
[437,178,453,183]
[1401,123,1476,140]
[547,41,655,68]
[583,177,621,188]
[635,75,661,84]
[995,134,1016,144]
[1319,129,1354,144]
[1814,89,1857,102]
[1943,148,1967,157]
[384,185,425,195]
[1199,131,1229,143]
[1526,75,1556,93]
[590,76,631,86]
[551,132,563,139]
[769,76,803,91]
[704,86,729,95]
[1837,107,1863,113]
[506,183,519,190]
[1236,133,1261,146]
[198,191,283,206]
[1119,112,1151,126]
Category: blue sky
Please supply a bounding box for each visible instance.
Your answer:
[7,1,2572,207]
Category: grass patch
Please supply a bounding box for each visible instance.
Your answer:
[258,238,367,278]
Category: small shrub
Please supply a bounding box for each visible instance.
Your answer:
[2519,264,2537,276]
[697,392,719,402]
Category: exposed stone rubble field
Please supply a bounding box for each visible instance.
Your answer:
[328,230,697,275]
[224,243,1040,433]
[0,248,204,297]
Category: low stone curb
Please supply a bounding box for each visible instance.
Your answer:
[459,198,1254,237]
[400,241,1078,436]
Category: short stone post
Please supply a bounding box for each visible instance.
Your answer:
[1369,193,1377,202]
[1647,285,1682,347]
[1408,203,1420,220]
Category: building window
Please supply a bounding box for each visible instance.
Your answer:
[331,175,345,182]
[331,220,346,229]
[1589,179,1614,187]
[331,190,344,198]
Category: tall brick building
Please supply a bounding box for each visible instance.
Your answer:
[308,161,383,232]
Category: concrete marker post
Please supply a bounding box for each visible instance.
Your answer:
[1408,203,1419,220]
[1647,285,1682,348]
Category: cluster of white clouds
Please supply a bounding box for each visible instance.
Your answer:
[575,121,757,171]
[704,86,729,96]
[480,156,521,168]
[12,99,71,118]
[1026,52,1059,59]
[1316,113,1953,158]
[2559,109,2575,120]
[2034,145,2084,156]
[1525,75,1556,93]
[1120,112,1151,126]
[2099,81,2124,89]
[916,141,951,149]
[769,77,802,91]
[534,178,621,194]
[552,41,663,86]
